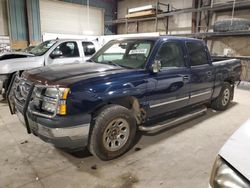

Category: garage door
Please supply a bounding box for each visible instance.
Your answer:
[0,0,8,36]
[39,0,104,36]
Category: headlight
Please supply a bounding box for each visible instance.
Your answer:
[41,96,58,113]
[44,88,59,98]
[34,87,70,115]
[209,156,249,188]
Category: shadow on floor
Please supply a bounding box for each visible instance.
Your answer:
[63,102,238,163]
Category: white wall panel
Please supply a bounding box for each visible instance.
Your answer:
[40,0,104,36]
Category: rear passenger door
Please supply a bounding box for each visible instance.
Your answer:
[147,41,191,117]
[186,41,215,105]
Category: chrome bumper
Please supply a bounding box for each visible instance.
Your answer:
[35,123,90,141]
[16,109,90,149]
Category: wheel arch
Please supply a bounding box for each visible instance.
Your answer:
[92,96,145,125]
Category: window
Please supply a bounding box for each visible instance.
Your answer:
[92,40,154,69]
[186,42,208,66]
[82,42,96,56]
[53,42,79,58]
[97,43,126,62]
[155,42,185,68]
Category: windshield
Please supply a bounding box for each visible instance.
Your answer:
[91,40,154,69]
[21,46,35,53]
[29,40,57,56]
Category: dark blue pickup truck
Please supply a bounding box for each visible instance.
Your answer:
[7,36,241,160]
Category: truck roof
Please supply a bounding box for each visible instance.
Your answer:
[114,36,202,43]
[45,39,97,43]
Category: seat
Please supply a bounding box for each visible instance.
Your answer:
[59,44,72,57]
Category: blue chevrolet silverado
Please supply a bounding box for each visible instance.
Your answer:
[7,36,241,160]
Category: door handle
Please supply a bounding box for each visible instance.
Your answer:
[183,75,190,82]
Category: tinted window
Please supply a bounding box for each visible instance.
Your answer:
[82,42,96,56]
[53,42,79,57]
[155,42,185,68]
[186,42,208,66]
[92,40,154,69]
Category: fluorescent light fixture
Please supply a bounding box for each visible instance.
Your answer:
[128,5,156,13]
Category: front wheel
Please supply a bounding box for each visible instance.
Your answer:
[88,105,137,160]
[211,82,233,111]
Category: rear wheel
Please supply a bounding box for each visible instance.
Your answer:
[88,105,136,160]
[211,82,232,111]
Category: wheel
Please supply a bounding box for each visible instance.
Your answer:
[211,82,232,111]
[88,105,137,160]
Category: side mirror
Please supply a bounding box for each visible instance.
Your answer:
[151,60,162,73]
[50,50,63,59]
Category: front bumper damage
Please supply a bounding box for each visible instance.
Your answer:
[7,75,91,150]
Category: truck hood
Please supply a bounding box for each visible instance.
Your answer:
[0,56,44,74]
[219,119,250,181]
[22,62,128,86]
[0,51,34,57]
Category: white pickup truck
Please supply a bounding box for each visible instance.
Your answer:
[0,39,99,97]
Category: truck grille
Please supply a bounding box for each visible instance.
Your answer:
[13,77,32,106]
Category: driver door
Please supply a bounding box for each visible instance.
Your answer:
[47,41,82,65]
[147,41,191,117]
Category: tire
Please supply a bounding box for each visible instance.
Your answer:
[88,105,137,160]
[211,82,232,111]
[213,18,250,32]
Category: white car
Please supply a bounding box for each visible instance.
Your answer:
[209,119,250,188]
[0,39,99,97]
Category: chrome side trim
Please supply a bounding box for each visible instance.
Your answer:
[150,96,189,108]
[139,107,207,132]
[190,90,212,98]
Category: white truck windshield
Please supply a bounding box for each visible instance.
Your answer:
[29,40,57,56]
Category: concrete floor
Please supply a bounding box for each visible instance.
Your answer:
[0,88,250,188]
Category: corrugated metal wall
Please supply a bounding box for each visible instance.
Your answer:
[0,0,8,36]
[8,0,41,48]
[8,0,27,41]
[27,0,41,42]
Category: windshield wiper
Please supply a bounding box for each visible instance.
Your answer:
[98,61,122,68]
[91,60,132,69]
